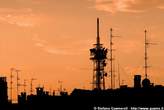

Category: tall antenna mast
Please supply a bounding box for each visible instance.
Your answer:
[144,30,156,79]
[110,28,113,89]
[97,18,100,45]
[144,30,148,78]
[96,18,101,89]
[90,18,108,90]
[109,28,119,89]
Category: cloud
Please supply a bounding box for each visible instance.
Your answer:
[90,0,164,13]
[32,34,47,44]
[32,35,83,56]
[44,47,77,55]
[35,42,45,48]
[31,0,49,4]
[0,8,42,27]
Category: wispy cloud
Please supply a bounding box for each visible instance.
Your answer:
[0,8,43,27]
[44,47,78,55]
[32,34,47,44]
[90,0,164,13]
[31,0,49,4]
[14,0,48,5]
[32,34,85,55]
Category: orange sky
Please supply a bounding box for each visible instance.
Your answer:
[1,0,164,101]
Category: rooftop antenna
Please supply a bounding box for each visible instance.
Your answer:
[109,28,119,89]
[144,30,156,79]
[10,68,15,102]
[144,30,148,78]
[49,86,52,96]
[97,18,100,45]
[90,18,108,90]
[15,69,21,98]
[118,63,121,88]
[19,79,27,93]
[30,78,36,95]
[23,79,27,93]
[58,80,63,92]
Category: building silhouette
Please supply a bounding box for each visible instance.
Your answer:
[0,77,8,105]
[134,75,141,88]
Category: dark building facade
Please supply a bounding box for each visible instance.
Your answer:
[0,77,8,104]
[134,75,141,88]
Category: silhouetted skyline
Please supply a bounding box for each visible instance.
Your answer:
[1,1,164,110]
[1,0,164,102]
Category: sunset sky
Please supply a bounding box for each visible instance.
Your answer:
[1,0,164,101]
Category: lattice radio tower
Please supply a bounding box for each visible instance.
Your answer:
[90,18,108,90]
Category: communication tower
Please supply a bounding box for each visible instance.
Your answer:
[90,18,108,90]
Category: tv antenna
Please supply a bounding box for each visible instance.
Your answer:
[109,28,120,89]
[144,30,156,79]
[30,78,36,95]
[10,68,15,102]
[15,69,21,98]
[90,18,108,90]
